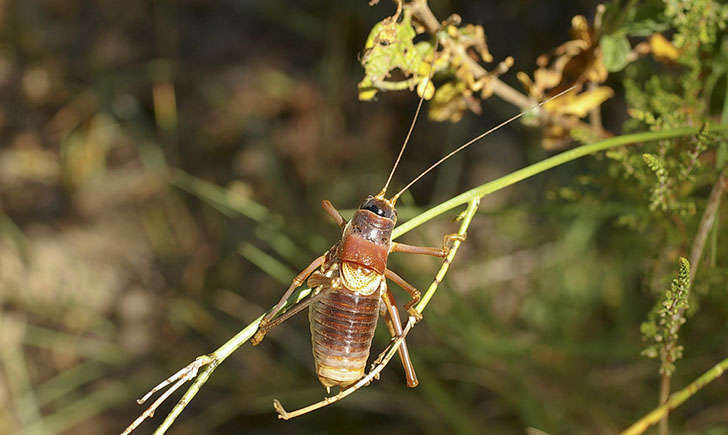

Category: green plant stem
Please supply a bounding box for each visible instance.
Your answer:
[153,289,313,434]
[150,125,726,433]
[688,169,727,283]
[393,126,718,239]
[622,357,728,435]
[659,373,670,435]
[414,198,478,313]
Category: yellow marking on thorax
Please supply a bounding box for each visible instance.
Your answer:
[341,261,382,295]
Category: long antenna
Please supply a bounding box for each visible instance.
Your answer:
[391,86,575,203]
[378,43,439,198]
[378,83,428,197]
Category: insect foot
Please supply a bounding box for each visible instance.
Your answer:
[442,233,467,256]
[250,324,267,345]
[407,307,423,323]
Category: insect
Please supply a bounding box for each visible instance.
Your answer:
[123,75,572,431]
[246,77,467,391]
[248,85,570,393]
[249,161,463,391]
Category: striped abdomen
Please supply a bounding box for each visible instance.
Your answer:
[309,262,383,388]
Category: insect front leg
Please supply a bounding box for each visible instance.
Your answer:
[251,255,326,345]
[384,268,422,322]
[255,285,332,335]
[390,233,466,258]
[381,288,418,387]
[321,200,346,228]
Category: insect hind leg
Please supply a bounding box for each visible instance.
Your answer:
[382,288,418,387]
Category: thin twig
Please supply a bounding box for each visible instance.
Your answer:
[588,82,603,132]
[122,377,188,435]
[659,373,670,435]
[688,169,727,283]
[622,357,728,435]
[121,292,307,434]
[122,356,213,435]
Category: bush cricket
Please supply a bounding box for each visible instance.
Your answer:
[123,72,572,431]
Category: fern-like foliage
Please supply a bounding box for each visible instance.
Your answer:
[641,257,691,375]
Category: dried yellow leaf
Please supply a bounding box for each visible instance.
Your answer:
[517,72,533,93]
[534,68,563,92]
[649,33,679,62]
[429,81,468,122]
[544,86,613,117]
[570,15,591,44]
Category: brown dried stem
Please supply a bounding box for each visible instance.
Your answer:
[688,169,727,283]
[653,169,727,435]
[406,0,598,135]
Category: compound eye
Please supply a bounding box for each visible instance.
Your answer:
[361,202,385,217]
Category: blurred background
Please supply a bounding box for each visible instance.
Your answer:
[1,0,727,434]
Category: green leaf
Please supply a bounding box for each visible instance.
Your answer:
[601,33,632,72]
[360,14,421,82]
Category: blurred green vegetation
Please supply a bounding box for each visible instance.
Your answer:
[1,0,727,434]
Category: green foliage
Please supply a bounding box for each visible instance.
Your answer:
[602,0,669,37]
[357,2,508,122]
[607,0,728,225]
[358,13,435,100]
[600,34,632,72]
[641,152,673,212]
[665,0,728,49]
[641,257,691,375]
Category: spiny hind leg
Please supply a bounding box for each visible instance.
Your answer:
[381,288,418,387]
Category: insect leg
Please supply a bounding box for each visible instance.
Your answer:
[381,288,418,387]
[391,233,466,258]
[251,255,326,345]
[384,268,422,322]
[253,285,331,337]
[321,200,346,228]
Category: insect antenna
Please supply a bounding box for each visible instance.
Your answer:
[390,86,575,203]
[378,45,439,198]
